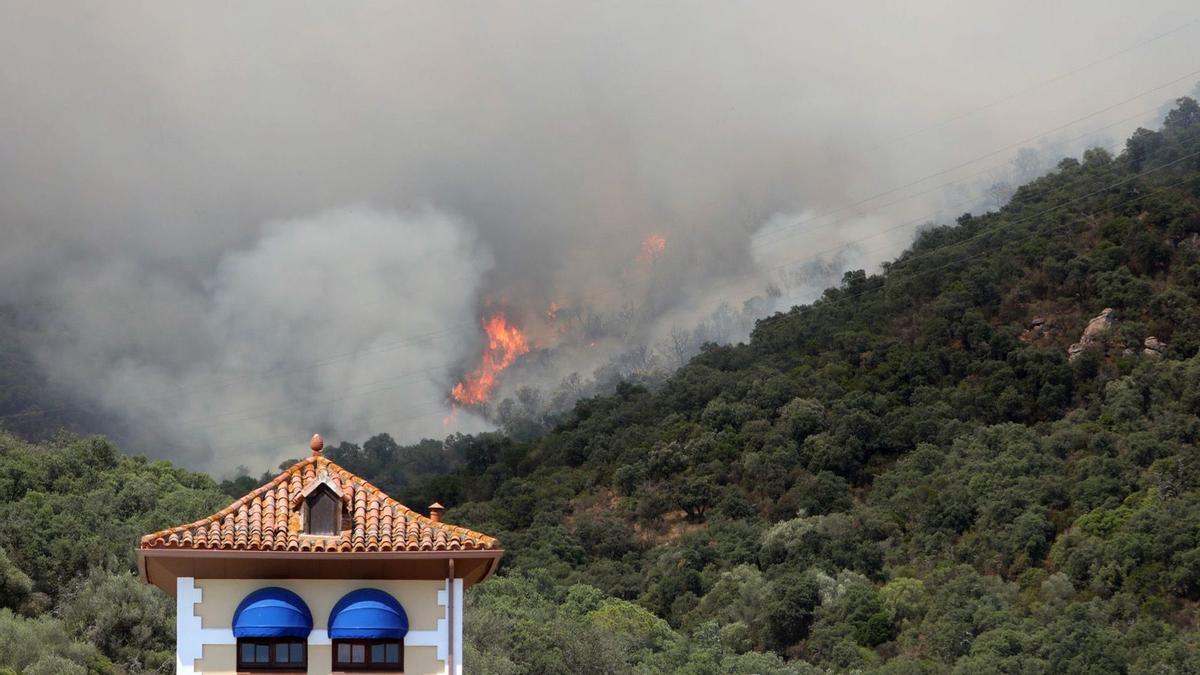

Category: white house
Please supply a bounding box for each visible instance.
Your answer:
[138,435,501,674]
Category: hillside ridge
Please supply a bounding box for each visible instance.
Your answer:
[2,97,1200,673]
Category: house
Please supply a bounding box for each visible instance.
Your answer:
[138,434,501,675]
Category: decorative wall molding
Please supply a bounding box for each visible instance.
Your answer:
[174,578,459,673]
[433,578,462,674]
[175,577,204,675]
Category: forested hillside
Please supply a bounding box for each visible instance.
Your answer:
[3,98,1200,673]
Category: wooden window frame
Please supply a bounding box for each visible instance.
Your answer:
[235,637,308,672]
[331,638,404,672]
[302,484,342,536]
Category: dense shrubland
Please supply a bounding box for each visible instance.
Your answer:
[2,98,1200,672]
[0,433,225,673]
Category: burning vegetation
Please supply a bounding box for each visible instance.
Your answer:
[450,312,531,406]
[638,233,667,263]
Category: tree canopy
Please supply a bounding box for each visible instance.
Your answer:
[4,97,1200,673]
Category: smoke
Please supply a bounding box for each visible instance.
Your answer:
[25,207,491,468]
[0,1,1196,470]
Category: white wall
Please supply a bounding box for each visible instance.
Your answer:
[176,577,463,675]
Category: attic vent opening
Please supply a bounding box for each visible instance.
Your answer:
[305,485,339,536]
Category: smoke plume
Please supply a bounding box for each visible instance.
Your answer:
[0,2,1195,470]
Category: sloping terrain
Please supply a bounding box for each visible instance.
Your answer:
[392,97,1200,672]
[2,98,1200,673]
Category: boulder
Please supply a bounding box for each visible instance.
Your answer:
[1068,308,1114,361]
[1144,336,1166,357]
[1021,316,1052,343]
[1080,308,1115,341]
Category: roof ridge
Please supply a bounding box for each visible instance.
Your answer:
[139,451,499,552]
[312,455,438,523]
[140,455,319,540]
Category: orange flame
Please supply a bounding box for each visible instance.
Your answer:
[639,233,667,262]
[451,313,530,406]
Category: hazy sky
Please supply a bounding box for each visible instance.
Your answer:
[1,2,1196,471]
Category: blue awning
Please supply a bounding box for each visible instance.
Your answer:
[232,587,313,638]
[328,588,409,639]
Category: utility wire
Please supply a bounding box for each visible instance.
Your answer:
[3,67,1196,435]
[749,65,1200,251]
[875,17,1199,148]
[44,20,1200,384]
[0,106,1188,430]
[176,159,1200,458]
[58,144,1200,445]
[77,71,1200,402]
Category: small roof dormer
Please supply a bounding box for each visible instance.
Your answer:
[137,435,501,595]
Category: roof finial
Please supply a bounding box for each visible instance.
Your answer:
[429,502,445,523]
[310,433,324,455]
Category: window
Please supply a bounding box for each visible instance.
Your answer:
[327,588,407,671]
[305,484,339,535]
[332,639,403,671]
[236,638,307,671]
[231,587,312,670]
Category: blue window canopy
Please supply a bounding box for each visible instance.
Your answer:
[232,587,313,638]
[328,588,409,640]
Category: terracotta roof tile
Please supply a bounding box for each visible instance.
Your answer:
[139,455,499,552]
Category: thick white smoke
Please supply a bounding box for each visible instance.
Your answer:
[28,207,493,470]
[1,2,1196,469]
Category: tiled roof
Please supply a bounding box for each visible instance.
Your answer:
[139,454,498,553]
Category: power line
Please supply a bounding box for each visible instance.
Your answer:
[45,17,1198,362]
[0,105,1188,431]
[175,153,1200,460]
[92,145,1200,449]
[4,64,1196,436]
[169,399,456,462]
[750,101,1166,255]
[93,70,1200,404]
[749,65,1200,251]
[801,163,1200,317]
[875,17,1198,148]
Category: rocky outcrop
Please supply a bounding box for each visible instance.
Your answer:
[1144,336,1167,357]
[1068,308,1114,361]
[1021,316,1048,343]
[1020,315,1078,346]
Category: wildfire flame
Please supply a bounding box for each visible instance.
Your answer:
[639,233,667,262]
[450,312,530,406]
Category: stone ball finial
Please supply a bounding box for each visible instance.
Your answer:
[310,433,324,455]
